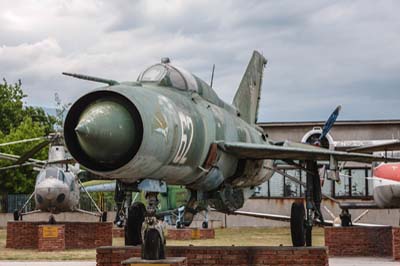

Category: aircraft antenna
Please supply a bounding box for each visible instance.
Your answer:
[210,64,215,88]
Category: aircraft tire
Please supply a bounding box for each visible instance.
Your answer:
[101,211,107,222]
[13,210,19,221]
[305,226,312,247]
[202,221,208,229]
[125,202,146,246]
[290,202,305,247]
[142,228,165,260]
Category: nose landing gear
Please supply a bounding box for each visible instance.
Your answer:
[124,191,165,260]
[141,192,165,260]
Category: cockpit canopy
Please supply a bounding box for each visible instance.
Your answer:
[138,63,199,91]
[36,167,66,185]
[137,59,231,112]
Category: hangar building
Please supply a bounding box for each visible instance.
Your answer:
[201,119,400,228]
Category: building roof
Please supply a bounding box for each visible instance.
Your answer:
[258,119,400,127]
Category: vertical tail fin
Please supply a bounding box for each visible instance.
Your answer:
[232,51,267,124]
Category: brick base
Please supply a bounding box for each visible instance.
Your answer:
[113,227,124,238]
[122,257,187,266]
[6,221,112,249]
[97,246,328,266]
[38,225,65,251]
[325,226,393,257]
[166,228,215,240]
[393,227,400,260]
[166,229,192,240]
[191,228,215,239]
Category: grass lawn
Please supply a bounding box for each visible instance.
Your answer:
[0,227,324,260]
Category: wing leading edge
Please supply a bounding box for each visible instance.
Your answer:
[218,141,399,163]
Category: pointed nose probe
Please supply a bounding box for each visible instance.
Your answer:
[74,100,137,164]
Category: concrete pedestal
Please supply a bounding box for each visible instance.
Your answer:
[38,224,65,251]
[122,257,187,266]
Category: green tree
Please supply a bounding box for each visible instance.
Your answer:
[0,79,25,135]
[0,79,56,193]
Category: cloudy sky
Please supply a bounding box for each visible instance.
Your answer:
[0,0,399,122]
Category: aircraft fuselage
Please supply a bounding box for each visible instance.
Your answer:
[65,83,274,193]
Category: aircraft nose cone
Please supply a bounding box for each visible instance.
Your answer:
[75,100,137,165]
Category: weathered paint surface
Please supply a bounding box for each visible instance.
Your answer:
[64,51,273,200]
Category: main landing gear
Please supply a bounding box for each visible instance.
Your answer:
[290,160,324,247]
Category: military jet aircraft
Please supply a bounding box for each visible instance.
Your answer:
[0,133,106,222]
[62,51,397,259]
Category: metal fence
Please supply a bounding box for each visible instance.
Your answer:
[79,192,116,212]
[0,192,116,213]
[6,194,34,213]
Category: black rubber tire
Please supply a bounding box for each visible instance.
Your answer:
[101,211,107,222]
[340,213,352,227]
[305,226,312,247]
[13,210,19,221]
[142,228,165,260]
[290,202,305,247]
[202,221,208,229]
[125,202,146,246]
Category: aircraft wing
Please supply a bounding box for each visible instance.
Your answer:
[346,139,400,153]
[218,141,399,163]
[230,210,330,226]
[230,210,387,227]
[231,210,291,222]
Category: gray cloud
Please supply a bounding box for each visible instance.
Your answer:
[0,0,399,122]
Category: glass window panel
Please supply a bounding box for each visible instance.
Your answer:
[322,180,333,197]
[58,170,65,182]
[351,169,366,196]
[335,169,350,197]
[45,168,58,179]
[169,68,186,90]
[300,171,306,197]
[36,170,46,185]
[174,66,198,91]
[140,65,167,82]
[269,172,284,197]
[367,168,373,196]
[255,181,269,197]
[284,170,301,197]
